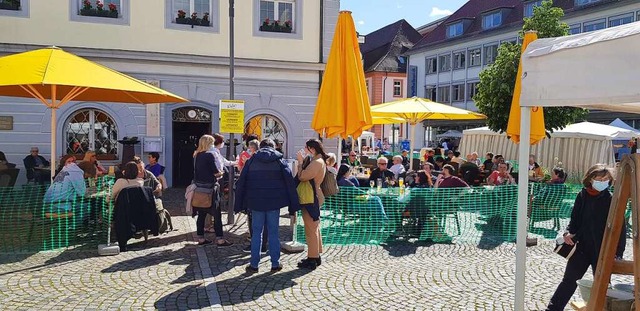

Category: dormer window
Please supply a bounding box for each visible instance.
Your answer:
[446,22,464,38]
[523,0,542,18]
[575,0,601,6]
[482,11,502,30]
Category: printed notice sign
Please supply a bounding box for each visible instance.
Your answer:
[219,100,245,134]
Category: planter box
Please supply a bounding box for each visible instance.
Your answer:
[175,17,189,24]
[259,25,292,33]
[200,20,210,27]
[0,2,20,10]
[80,8,118,18]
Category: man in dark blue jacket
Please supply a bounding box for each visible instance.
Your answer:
[234,138,300,273]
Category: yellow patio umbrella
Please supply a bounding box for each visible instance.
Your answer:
[0,46,188,178]
[506,31,545,145]
[311,11,372,142]
[371,96,486,162]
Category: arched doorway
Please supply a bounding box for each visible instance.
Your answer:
[172,106,212,187]
[245,114,288,156]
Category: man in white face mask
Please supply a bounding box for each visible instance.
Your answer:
[545,164,625,311]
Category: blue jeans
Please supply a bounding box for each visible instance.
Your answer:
[249,209,281,268]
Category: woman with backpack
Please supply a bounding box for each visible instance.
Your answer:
[296,139,327,270]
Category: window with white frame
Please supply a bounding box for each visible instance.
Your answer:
[393,80,402,97]
[575,0,601,6]
[426,57,438,75]
[523,0,542,18]
[482,11,502,30]
[609,13,634,28]
[425,86,436,101]
[452,84,464,102]
[467,82,479,101]
[259,0,295,32]
[437,85,450,103]
[453,51,465,70]
[439,54,451,72]
[483,44,498,65]
[468,48,481,67]
[446,22,463,38]
[171,0,214,26]
[583,19,605,32]
[569,23,581,35]
[65,109,119,160]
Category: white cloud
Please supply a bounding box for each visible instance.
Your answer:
[429,7,453,17]
[358,20,365,25]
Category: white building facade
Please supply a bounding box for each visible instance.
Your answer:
[406,0,640,148]
[0,0,339,186]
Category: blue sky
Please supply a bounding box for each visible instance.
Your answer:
[340,0,467,35]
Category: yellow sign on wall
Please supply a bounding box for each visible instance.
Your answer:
[219,99,245,133]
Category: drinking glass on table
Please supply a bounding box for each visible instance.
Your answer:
[369,180,375,188]
[398,177,404,188]
[376,178,382,192]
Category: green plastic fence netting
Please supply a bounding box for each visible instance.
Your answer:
[294,183,593,246]
[0,176,115,252]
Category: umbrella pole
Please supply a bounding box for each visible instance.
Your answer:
[337,139,342,166]
[515,107,531,311]
[50,107,56,181]
[410,123,415,170]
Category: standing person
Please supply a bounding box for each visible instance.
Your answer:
[193,135,233,247]
[237,139,259,173]
[23,147,50,183]
[235,139,299,273]
[295,139,327,270]
[545,164,626,311]
[401,150,410,170]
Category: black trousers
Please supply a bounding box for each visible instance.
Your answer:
[196,204,224,238]
[546,249,597,311]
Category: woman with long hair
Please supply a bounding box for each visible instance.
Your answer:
[295,139,327,270]
[192,135,233,246]
[545,164,626,310]
[77,150,105,179]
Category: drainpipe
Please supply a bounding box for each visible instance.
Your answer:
[318,0,324,89]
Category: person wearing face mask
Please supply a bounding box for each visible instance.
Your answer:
[238,139,259,174]
[545,164,626,311]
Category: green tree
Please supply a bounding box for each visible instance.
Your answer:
[474,0,588,134]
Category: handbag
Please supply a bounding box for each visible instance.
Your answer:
[320,168,339,197]
[297,180,314,204]
[554,236,578,260]
[192,183,215,208]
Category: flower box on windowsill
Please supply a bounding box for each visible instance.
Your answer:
[175,18,210,27]
[0,2,20,10]
[259,25,292,33]
[80,9,118,18]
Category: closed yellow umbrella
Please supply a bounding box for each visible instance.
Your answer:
[0,46,188,177]
[311,11,372,140]
[506,31,545,145]
[371,96,486,162]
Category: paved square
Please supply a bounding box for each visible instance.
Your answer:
[0,189,633,310]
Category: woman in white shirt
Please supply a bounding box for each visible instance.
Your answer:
[208,133,236,176]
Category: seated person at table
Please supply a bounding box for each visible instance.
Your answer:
[389,155,406,180]
[44,155,86,211]
[468,152,482,166]
[0,151,16,170]
[410,170,433,188]
[450,151,464,165]
[482,152,494,171]
[337,164,360,187]
[424,149,437,167]
[342,151,361,167]
[547,167,566,184]
[487,163,516,185]
[23,146,50,183]
[369,157,395,187]
[459,160,481,186]
[444,150,455,163]
[326,153,338,174]
[77,151,105,179]
[434,157,445,171]
[133,156,162,197]
[528,154,544,181]
[145,152,165,177]
[401,150,410,170]
[112,161,145,202]
[435,165,469,188]
[422,162,439,184]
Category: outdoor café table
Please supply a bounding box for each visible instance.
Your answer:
[367,187,411,232]
[33,166,52,183]
[354,173,371,187]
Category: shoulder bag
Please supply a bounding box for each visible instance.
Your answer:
[320,167,339,197]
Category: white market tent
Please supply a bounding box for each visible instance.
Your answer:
[511,21,640,310]
[357,130,375,154]
[460,121,639,175]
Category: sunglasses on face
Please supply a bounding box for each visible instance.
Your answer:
[378,163,387,165]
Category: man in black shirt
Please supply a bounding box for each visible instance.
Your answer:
[483,152,494,171]
[368,157,395,187]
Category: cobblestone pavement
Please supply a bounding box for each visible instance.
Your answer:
[0,189,633,310]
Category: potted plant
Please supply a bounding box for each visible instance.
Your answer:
[200,12,210,26]
[108,2,118,18]
[176,9,188,24]
[0,0,20,10]
[259,18,292,33]
[80,0,93,16]
[189,12,199,27]
[259,18,273,32]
